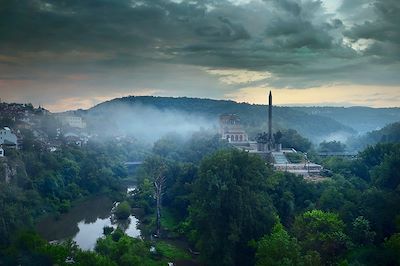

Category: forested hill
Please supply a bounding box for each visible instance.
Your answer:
[83,96,399,142]
[83,96,358,142]
[293,106,400,134]
[348,122,400,150]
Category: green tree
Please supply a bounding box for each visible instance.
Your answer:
[371,150,400,190]
[152,133,184,160]
[114,201,131,220]
[255,223,303,266]
[384,233,400,265]
[293,210,349,263]
[319,141,346,153]
[280,129,312,152]
[132,178,155,214]
[190,149,276,266]
[95,230,154,266]
[351,216,376,245]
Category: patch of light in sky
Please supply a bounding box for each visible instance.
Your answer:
[321,0,343,13]
[228,0,256,5]
[343,37,374,52]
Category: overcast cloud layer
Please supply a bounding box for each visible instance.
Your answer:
[0,0,399,110]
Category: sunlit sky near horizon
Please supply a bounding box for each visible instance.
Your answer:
[1,0,399,112]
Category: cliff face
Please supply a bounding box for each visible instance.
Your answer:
[0,157,26,184]
[1,158,14,183]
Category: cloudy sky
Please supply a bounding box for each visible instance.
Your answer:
[0,0,399,111]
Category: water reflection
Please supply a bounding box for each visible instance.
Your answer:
[36,194,141,250]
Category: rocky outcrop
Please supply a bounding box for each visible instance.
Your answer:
[0,158,18,184]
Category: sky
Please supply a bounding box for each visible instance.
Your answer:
[0,0,399,112]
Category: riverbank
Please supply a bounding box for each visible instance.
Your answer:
[35,179,201,264]
[134,206,202,265]
[35,183,138,250]
[36,194,142,250]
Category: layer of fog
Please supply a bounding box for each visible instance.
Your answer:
[85,103,218,143]
[81,101,366,151]
[314,131,355,145]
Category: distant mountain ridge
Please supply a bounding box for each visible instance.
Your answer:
[78,96,399,143]
[292,106,400,134]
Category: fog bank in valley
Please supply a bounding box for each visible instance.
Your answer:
[85,103,217,143]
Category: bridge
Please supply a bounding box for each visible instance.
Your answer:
[124,161,143,165]
[318,151,358,158]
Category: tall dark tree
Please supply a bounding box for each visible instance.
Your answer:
[190,149,276,266]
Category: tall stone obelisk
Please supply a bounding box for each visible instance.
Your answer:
[268,90,272,142]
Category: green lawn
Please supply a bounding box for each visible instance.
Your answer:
[156,241,191,260]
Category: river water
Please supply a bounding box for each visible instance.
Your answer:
[36,191,141,250]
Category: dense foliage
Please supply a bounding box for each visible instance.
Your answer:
[0,137,145,248]
[279,129,312,152]
[190,150,276,265]
[132,138,400,265]
[1,125,400,265]
[348,122,400,150]
[2,231,116,266]
[319,140,346,153]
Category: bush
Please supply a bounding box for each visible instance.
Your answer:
[103,226,114,236]
[114,201,131,220]
[58,200,71,213]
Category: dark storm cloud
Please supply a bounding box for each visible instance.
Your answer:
[0,0,251,53]
[343,0,400,62]
[0,0,399,93]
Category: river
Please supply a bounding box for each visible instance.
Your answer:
[36,190,141,250]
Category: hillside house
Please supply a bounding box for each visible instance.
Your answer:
[0,127,18,148]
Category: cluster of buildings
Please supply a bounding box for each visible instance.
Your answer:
[219,91,323,179]
[55,114,89,146]
[0,100,141,159]
[0,101,94,157]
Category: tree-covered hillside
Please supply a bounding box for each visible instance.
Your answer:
[348,122,400,150]
[293,107,400,134]
[83,96,357,142]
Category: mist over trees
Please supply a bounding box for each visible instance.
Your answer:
[81,96,399,142]
[348,122,400,150]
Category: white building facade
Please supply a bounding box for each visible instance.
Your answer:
[0,127,18,146]
[60,116,86,129]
